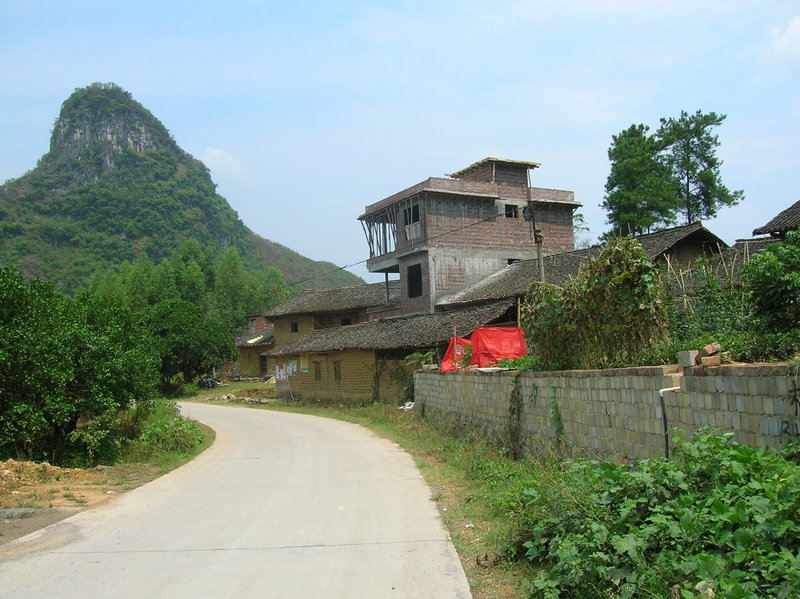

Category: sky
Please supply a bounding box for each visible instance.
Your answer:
[2,0,799,283]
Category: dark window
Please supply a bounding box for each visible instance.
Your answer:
[248,318,257,333]
[508,258,519,265]
[403,203,420,225]
[333,360,342,382]
[505,204,519,218]
[313,361,321,381]
[341,318,352,326]
[407,264,422,298]
[290,321,299,333]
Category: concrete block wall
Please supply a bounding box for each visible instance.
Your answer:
[416,364,799,461]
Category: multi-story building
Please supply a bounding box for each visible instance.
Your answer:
[358,157,579,316]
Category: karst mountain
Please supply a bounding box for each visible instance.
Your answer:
[0,83,362,291]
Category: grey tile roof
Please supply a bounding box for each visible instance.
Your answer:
[716,238,781,272]
[265,281,400,317]
[437,222,727,307]
[752,199,800,236]
[264,301,514,357]
[235,324,274,348]
[634,221,727,256]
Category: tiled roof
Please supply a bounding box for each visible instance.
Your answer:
[717,238,781,270]
[264,301,514,357]
[634,221,726,256]
[266,281,400,317]
[235,324,274,348]
[752,200,800,236]
[438,222,727,307]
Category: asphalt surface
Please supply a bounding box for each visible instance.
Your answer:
[0,402,472,598]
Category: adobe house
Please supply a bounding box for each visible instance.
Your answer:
[263,282,401,392]
[264,301,513,403]
[358,157,579,316]
[265,157,575,402]
[224,315,274,377]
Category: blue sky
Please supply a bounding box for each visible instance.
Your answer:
[2,1,799,282]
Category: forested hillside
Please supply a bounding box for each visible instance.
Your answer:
[0,83,362,292]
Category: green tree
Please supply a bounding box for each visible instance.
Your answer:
[213,247,249,330]
[144,299,235,390]
[0,268,158,463]
[656,110,743,224]
[602,124,677,236]
[602,111,743,234]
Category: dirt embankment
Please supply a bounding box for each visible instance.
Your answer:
[0,459,159,544]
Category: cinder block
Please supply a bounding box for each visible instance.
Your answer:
[678,350,699,367]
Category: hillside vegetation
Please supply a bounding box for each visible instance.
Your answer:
[0,82,361,292]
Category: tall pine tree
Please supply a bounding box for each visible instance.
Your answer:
[603,110,743,235]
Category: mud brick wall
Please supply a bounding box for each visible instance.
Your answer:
[415,364,799,461]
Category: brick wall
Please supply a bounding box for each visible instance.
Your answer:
[416,364,799,461]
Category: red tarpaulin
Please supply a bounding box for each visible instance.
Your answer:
[441,336,473,372]
[441,327,527,371]
[468,327,527,368]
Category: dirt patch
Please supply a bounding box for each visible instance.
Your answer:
[0,459,159,544]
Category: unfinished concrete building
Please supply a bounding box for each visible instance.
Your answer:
[359,157,579,316]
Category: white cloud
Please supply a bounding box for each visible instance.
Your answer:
[201,147,245,179]
[771,14,800,72]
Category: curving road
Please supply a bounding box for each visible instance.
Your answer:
[0,402,471,598]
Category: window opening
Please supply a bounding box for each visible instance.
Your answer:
[333,360,342,382]
[407,264,422,298]
[290,321,299,333]
[505,204,519,218]
[313,361,321,381]
[403,203,419,225]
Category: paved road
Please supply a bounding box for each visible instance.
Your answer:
[0,402,471,598]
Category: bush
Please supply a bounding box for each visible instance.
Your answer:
[742,231,800,332]
[125,399,204,459]
[522,238,668,370]
[516,433,800,598]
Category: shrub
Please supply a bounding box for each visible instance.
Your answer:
[522,238,668,370]
[742,230,800,332]
[517,432,800,598]
[125,399,204,458]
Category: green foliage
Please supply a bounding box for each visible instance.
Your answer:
[82,241,291,393]
[521,237,668,370]
[742,231,800,332]
[603,110,743,235]
[648,245,800,365]
[516,432,800,598]
[0,267,158,464]
[122,399,206,460]
[658,110,744,224]
[602,124,677,236]
[144,299,235,391]
[498,356,540,371]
